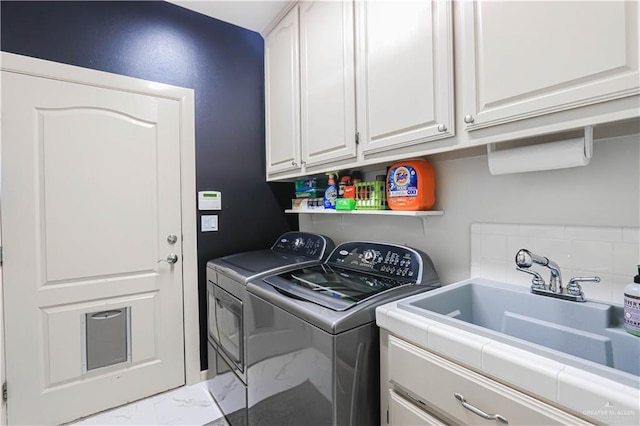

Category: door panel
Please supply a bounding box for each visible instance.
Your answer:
[43,292,157,386]
[357,0,454,154]
[1,71,185,425]
[461,0,639,129]
[265,5,301,175]
[300,0,357,166]
[41,108,158,282]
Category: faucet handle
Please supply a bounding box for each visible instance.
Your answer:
[567,276,600,296]
[516,267,546,289]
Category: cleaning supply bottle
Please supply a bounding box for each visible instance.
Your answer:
[387,159,435,211]
[324,172,338,209]
[623,266,640,337]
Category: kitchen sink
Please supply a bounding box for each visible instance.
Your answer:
[397,279,640,384]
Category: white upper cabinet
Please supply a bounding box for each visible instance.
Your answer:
[264,0,640,180]
[356,0,454,155]
[460,0,640,130]
[265,6,301,175]
[299,0,357,167]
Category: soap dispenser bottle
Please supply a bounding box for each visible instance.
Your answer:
[623,266,640,337]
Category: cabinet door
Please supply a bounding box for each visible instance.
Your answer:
[265,6,301,175]
[460,0,639,130]
[300,0,357,167]
[357,0,454,155]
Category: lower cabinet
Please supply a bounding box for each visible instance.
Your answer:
[386,335,591,425]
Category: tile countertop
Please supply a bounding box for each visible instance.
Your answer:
[376,286,640,426]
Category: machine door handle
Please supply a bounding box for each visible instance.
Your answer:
[158,253,179,264]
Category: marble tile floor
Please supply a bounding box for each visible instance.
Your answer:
[72,381,229,426]
[72,347,327,425]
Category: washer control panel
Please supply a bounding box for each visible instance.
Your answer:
[327,241,424,283]
[271,232,333,259]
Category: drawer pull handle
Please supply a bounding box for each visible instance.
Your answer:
[454,393,508,424]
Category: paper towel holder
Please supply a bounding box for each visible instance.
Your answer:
[486,125,594,175]
[487,126,594,158]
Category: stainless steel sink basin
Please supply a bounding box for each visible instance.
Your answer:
[398,279,640,386]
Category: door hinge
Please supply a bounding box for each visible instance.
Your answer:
[0,246,3,265]
[3,382,7,402]
[355,132,360,145]
[386,408,389,424]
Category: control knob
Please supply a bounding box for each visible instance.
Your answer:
[363,250,376,263]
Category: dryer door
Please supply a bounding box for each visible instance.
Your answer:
[213,284,244,372]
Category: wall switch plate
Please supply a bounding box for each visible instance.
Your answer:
[201,215,218,232]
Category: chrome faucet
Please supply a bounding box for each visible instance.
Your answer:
[515,249,563,292]
[515,248,600,302]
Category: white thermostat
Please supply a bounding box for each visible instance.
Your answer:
[198,191,222,210]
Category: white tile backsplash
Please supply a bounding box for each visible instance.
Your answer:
[471,223,640,303]
[517,224,565,239]
[480,223,519,235]
[565,226,623,243]
[479,259,508,282]
[613,243,639,275]
[480,234,508,261]
[622,227,640,243]
[571,240,614,272]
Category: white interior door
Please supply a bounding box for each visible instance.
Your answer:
[1,69,186,425]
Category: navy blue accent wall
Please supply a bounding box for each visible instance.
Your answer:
[1,0,296,369]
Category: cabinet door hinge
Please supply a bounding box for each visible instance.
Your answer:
[355,132,360,145]
[0,246,3,265]
[386,408,389,424]
[3,382,7,403]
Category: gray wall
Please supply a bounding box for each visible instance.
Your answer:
[301,135,640,285]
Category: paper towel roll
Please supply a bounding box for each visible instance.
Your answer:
[487,137,592,175]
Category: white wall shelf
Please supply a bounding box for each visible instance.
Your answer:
[285,209,444,217]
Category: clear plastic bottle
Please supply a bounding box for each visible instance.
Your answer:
[623,265,640,337]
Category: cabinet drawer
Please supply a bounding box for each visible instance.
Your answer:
[389,389,447,426]
[388,336,590,425]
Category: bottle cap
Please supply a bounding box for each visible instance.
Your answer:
[635,265,640,283]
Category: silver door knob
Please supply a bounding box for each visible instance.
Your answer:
[158,253,179,264]
[291,161,298,166]
[167,234,178,244]
[437,124,448,132]
[464,114,475,124]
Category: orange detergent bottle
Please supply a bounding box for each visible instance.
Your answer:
[386,159,435,211]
